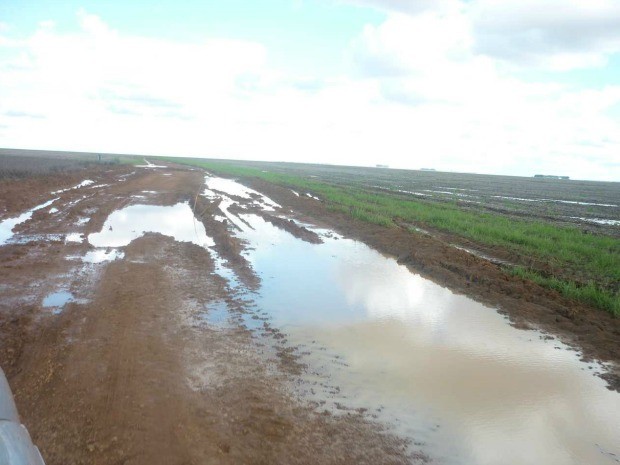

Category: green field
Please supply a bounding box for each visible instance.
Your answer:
[162,157,620,316]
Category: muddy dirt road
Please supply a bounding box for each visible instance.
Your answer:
[0,166,411,464]
[1,163,619,465]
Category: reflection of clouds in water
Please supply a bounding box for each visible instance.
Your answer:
[229,211,620,465]
[335,246,492,346]
[305,320,620,465]
[334,249,576,363]
[337,255,428,320]
[88,203,214,249]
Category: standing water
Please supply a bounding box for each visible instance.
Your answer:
[203,179,620,465]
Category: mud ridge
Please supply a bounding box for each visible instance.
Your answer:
[192,195,260,290]
[257,211,323,244]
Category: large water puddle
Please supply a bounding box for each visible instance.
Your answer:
[205,178,620,465]
[73,202,214,267]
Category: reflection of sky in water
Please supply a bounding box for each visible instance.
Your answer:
[88,203,214,249]
[83,249,124,263]
[42,291,74,307]
[65,233,83,243]
[234,212,620,465]
[238,215,370,326]
[205,176,280,210]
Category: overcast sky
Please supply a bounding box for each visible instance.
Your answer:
[1,0,619,180]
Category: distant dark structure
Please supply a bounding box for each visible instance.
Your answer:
[375,164,389,168]
[420,168,436,171]
[534,174,570,180]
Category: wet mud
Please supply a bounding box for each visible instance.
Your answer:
[1,163,619,465]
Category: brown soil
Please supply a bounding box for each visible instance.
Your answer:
[0,166,132,218]
[0,166,419,465]
[235,176,620,391]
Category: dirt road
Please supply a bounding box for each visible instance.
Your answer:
[2,162,620,465]
[0,166,413,465]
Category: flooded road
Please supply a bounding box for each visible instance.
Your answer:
[203,176,620,465]
[2,165,618,465]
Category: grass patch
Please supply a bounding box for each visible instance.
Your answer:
[509,267,620,317]
[163,157,620,315]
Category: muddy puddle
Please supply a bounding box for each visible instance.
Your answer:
[42,290,85,314]
[42,291,74,308]
[202,177,620,465]
[88,202,214,249]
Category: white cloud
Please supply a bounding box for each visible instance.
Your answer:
[354,0,620,70]
[470,0,620,69]
[351,11,473,78]
[348,0,460,16]
[346,6,620,179]
[0,7,618,180]
[0,10,272,151]
[77,8,111,37]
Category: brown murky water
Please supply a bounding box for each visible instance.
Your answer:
[204,175,620,465]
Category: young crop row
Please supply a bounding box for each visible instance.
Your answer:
[163,157,620,316]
